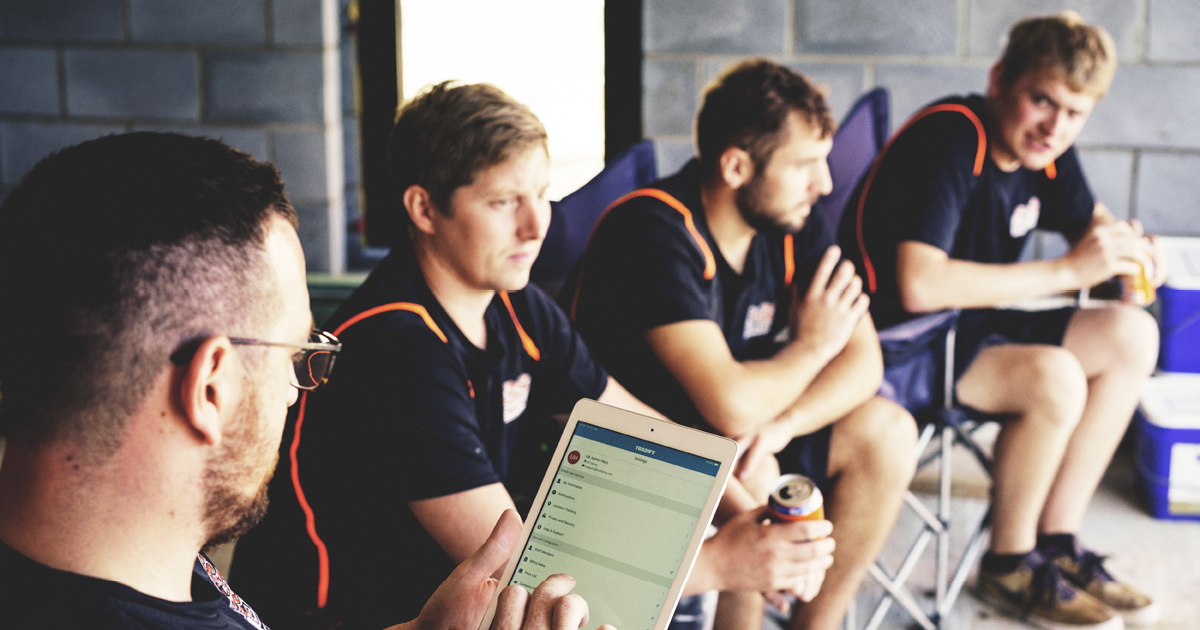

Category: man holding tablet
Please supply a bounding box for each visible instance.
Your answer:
[567,60,917,630]
[232,81,835,630]
[0,132,597,630]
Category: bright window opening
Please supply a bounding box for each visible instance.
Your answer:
[399,0,605,201]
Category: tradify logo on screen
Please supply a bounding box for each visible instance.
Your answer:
[509,423,720,630]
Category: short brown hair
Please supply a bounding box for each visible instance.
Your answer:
[998,11,1117,97]
[696,58,835,176]
[388,81,547,224]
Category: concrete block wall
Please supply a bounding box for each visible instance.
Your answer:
[644,0,1200,241]
[0,0,350,273]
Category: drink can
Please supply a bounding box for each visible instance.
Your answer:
[767,474,824,522]
[1122,262,1156,306]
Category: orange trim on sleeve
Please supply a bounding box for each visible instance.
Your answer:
[855,103,988,293]
[570,187,717,319]
[1045,161,1057,179]
[499,290,541,361]
[783,234,795,285]
[295,301,451,610]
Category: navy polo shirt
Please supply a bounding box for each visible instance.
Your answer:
[230,242,609,630]
[839,94,1095,329]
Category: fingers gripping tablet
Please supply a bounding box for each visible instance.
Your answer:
[479,400,737,630]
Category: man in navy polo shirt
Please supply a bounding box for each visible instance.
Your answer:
[841,12,1163,629]
[233,81,836,630]
[0,132,596,630]
[568,59,917,630]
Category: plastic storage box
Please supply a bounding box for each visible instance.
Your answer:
[1136,373,1200,520]
[1158,237,1200,373]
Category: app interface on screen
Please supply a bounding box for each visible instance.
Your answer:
[509,422,721,630]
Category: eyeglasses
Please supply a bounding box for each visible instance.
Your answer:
[170,330,342,390]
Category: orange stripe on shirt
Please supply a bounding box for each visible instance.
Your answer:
[297,301,450,610]
[570,187,717,319]
[499,290,541,361]
[855,103,988,293]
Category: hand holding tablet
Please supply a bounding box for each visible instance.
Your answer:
[478,400,738,630]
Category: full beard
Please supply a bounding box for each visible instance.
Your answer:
[200,384,277,552]
[735,175,805,234]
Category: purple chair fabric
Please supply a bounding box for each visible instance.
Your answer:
[531,140,657,297]
[813,87,890,237]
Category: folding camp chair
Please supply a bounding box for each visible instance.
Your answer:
[816,87,997,630]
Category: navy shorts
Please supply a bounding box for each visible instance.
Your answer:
[954,307,1077,380]
[774,424,833,491]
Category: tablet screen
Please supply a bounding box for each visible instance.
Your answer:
[507,421,721,630]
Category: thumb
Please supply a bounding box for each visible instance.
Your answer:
[462,509,522,579]
[737,439,765,481]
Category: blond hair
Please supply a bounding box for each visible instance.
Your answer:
[998,11,1117,97]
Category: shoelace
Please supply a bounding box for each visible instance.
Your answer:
[1071,549,1114,585]
[1022,560,1077,621]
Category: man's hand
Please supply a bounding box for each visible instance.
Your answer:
[1066,213,1145,288]
[697,507,835,601]
[790,246,869,362]
[734,419,792,486]
[399,510,609,630]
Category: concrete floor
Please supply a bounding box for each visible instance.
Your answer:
[841,447,1200,630]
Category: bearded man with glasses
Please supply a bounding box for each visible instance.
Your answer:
[0,132,600,630]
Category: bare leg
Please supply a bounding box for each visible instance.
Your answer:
[712,456,777,630]
[1040,305,1158,533]
[790,397,916,630]
[956,344,1088,554]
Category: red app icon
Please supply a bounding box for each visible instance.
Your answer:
[567,450,580,464]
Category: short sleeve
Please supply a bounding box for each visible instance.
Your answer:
[516,286,610,414]
[326,319,502,502]
[576,199,716,332]
[883,111,985,254]
[1036,146,1095,235]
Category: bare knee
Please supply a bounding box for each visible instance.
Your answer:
[1108,305,1159,376]
[832,397,917,484]
[1065,305,1159,379]
[1013,347,1088,430]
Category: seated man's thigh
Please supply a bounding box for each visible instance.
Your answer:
[1060,304,1158,377]
[955,343,1087,416]
[827,396,917,479]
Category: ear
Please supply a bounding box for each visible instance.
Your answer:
[718,146,755,191]
[178,336,240,447]
[403,185,439,236]
[987,63,1006,99]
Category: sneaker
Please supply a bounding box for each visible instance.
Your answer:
[1048,542,1161,627]
[975,550,1123,630]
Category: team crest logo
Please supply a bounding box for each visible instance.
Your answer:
[743,302,776,339]
[502,373,533,423]
[1010,196,1041,238]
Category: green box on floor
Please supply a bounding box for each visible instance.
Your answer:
[1136,373,1200,521]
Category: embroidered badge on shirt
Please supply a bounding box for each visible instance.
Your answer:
[197,554,270,630]
[1010,195,1041,238]
[502,373,532,423]
[743,302,776,339]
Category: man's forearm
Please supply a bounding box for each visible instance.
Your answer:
[773,317,883,436]
[898,242,1082,312]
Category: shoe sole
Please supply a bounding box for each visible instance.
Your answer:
[1117,601,1162,627]
[973,584,1125,630]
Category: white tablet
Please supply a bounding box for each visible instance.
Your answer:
[479,399,737,630]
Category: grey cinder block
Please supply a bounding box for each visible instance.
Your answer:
[796,0,958,55]
[129,0,265,44]
[1135,152,1200,237]
[0,122,126,185]
[0,0,122,42]
[645,0,786,54]
[1077,149,1133,220]
[874,65,989,132]
[654,138,696,178]
[295,201,332,272]
[273,0,324,46]
[644,60,697,137]
[1079,66,1200,149]
[65,50,199,120]
[787,63,867,123]
[206,52,324,123]
[273,129,327,200]
[968,0,1143,62]
[1150,0,1200,62]
[0,48,59,115]
[131,125,269,161]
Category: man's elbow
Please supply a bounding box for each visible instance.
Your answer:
[898,282,941,314]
